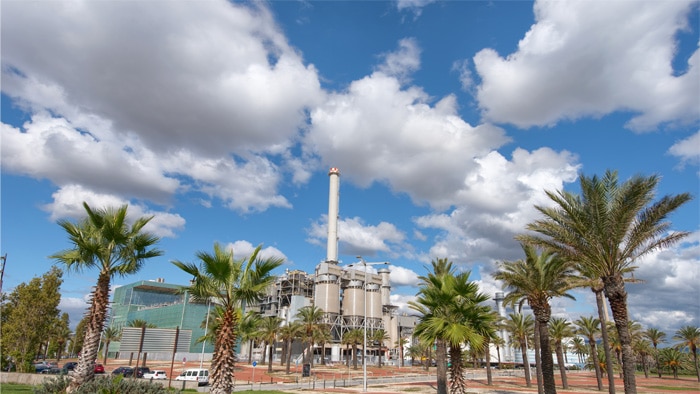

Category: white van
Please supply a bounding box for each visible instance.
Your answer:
[175,368,209,386]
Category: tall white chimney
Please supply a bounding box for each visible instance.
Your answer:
[326,167,340,263]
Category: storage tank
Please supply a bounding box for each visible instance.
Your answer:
[342,280,365,317]
[314,274,340,314]
[366,283,382,319]
[379,268,391,306]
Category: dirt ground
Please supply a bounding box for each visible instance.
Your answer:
[101,358,700,394]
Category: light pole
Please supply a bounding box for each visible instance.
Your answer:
[352,256,389,393]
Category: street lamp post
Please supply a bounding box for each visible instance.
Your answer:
[353,256,389,393]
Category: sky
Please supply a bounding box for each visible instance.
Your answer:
[1,0,698,339]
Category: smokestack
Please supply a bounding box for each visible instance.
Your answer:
[326,167,340,264]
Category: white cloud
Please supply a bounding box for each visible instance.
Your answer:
[627,231,700,333]
[1,0,322,215]
[668,130,700,167]
[44,185,186,238]
[473,0,700,130]
[308,215,408,258]
[389,265,420,287]
[376,38,421,84]
[225,240,289,263]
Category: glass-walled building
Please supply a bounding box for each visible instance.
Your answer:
[108,279,213,355]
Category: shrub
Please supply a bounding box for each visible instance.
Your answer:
[34,375,181,394]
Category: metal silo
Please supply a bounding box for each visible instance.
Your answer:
[342,279,365,318]
[314,273,340,314]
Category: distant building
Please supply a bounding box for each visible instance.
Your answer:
[107,279,213,356]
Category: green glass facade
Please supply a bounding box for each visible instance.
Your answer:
[108,280,214,354]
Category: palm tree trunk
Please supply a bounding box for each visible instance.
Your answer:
[538,316,557,394]
[555,341,568,389]
[594,288,616,394]
[268,343,273,373]
[67,273,110,392]
[352,344,358,370]
[590,340,604,391]
[521,340,532,388]
[533,319,545,394]
[285,339,294,374]
[448,345,466,394]
[485,339,493,386]
[653,345,661,378]
[436,339,448,394]
[603,274,637,394]
[210,307,239,394]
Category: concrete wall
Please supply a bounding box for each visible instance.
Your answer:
[0,372,200,390]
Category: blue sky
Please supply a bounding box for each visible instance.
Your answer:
[1,0,698,337]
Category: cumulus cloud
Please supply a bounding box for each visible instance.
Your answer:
[668,130,700,168]
[473,0,700,130]
[389,265,420,287]
[308,41,512,210]
[1,0,322,216]
[627,231,700,333]
[308,215,408,258]
[415,148,580,267]
[44,185,185,238]
[225,240,289,263]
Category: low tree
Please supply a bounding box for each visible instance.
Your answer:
[280,321,302,374]
[673,326,699,382]
[644,327,666,378]
[0,267,63,372]
[504,312,535,388]
[239,311,262,365]
[101,327,121,365]
[658,348,686,379]
[296,305,324,366]
[575,316,604,390]
[372,329,389,368]
[549,317,574,389]
[258,316,282,372]
[314,325,333,366]
[344,329,364,370]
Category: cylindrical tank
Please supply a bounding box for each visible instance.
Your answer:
[315,274,340,314]
[379,268,391,306]
[342,280,365,316]
[366,283,382,319]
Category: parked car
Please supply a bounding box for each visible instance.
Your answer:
[94,363,105,374]
[40,367,64,374]
[135,366,150,377]
[34,361,57,373]
[62,362,78,372]
[175,368,209,386]
[111,366,136,377]
[143,370,167,380]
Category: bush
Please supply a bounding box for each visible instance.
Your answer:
[34,375,181,394]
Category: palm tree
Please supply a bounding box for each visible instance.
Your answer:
[493,244,579,394]
[658,348,686,379]
[295,305,324,366]
[633,338,652,379]
[570,337,587,365]
[172,243,283,394]
[371,329,389,368]
[280,321,302,374]
[101,327,121,365]
[549,317,574,389]
[519,170,692,394]
[673,325,700,382]
[51,202,163,391]
[575,316,604,391]
[313,324,333,366]
[395,336,409,367]
[239,311,262,365]
[344,329,364,370]
[408,258,456,394]
[504,312,534,388]
[127,319,157,328]
[644,327,666,378]
[258,316,282,373]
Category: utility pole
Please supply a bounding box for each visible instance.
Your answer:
[0,253,7,295]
